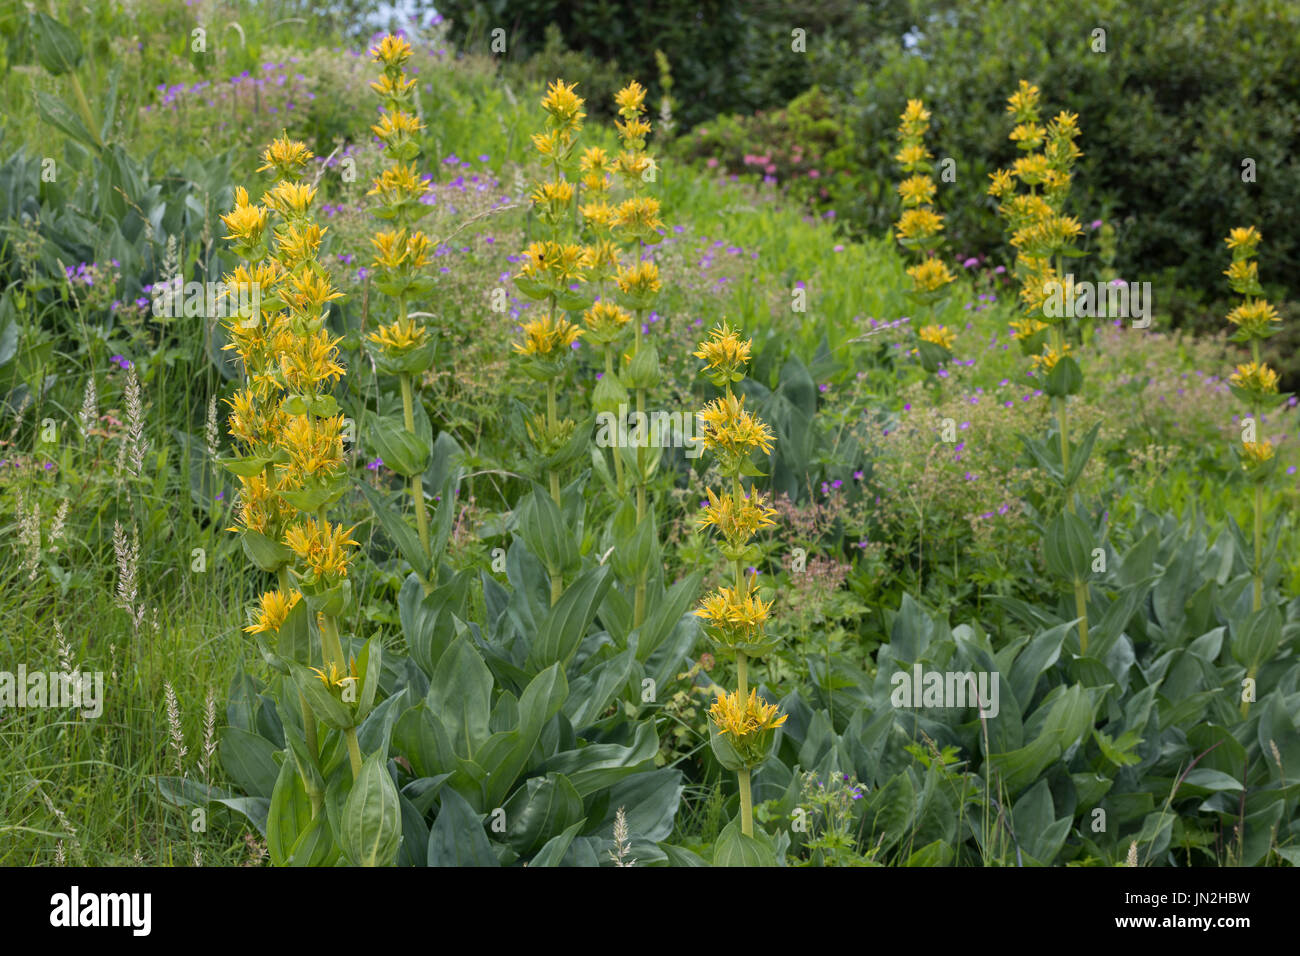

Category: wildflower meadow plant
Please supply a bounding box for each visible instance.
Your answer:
[221,130,399,860]
[513,78,592,605]
[893,98,957,375]
[1223,227,1286,610]
[990,80,1094,653]
[362,33,441,594]
[692,323,787,864]
[608,79,665,631]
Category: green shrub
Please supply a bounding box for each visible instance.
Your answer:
[795,0,1300,326]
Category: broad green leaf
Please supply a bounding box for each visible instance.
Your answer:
[266,755,314,867]
[541,720,659,796]
[503,772,585,855]
[426,638,493,757]
[340,752,402,867]
[219,726,280,798]
[528,820,587,867]
[528,565,615,672]
[32,13,83,76]
[427,788,499,866]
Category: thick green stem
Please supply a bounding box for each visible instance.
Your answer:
[631,384,648,629]
[605,345,625,494]
[400,372,433,590]
[344,727,363,780]
[736,651,753,836]
[281,564,322,814]
[1253,482,1263,613]
[68,75,104,150]
[545,379,563,605]
[1051,326,1088,653]
[738,768,754,837]
[1248,342,1263,613]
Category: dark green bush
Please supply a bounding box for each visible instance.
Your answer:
[798,0,1300,325]
[434,0,883,127]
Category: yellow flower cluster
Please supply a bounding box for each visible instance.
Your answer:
[697,392,776,464]
[692,324,784,786]
[1031,343,1073,373]
[1222,226,1286,485]
[989,81,1084,323]
[990,80,1088,387]
[615,259,661,299]
[918,324,956,350]
[244,588,301,636]
[1222,227,1276,339]
[365,34,434,365]
[1230,360,1279,395]
[710,688,788,740]
[893,98,956,374]
[222,130,356,627]
[708,688,788,768]
[893,99,954,300]
[692,325,779,652]
[513,79,593,375]
[693,321,753,386]
[513,314,584,360]
[582,299,632,345]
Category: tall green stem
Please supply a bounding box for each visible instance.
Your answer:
[736,651,752,836]
[1051,324,1088,654]
[315,609,359,779]
[1253,483,1263,613]
[281,564,322,814]
[631,314,649,628]
[400,370,433,593]
[605,345,625,494]
[545,378,563,605]
[1249,340,1263,613]
[738,768,754,837]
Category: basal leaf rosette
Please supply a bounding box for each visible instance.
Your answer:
[708,688,787,771]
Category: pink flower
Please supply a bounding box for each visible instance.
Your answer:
[808,169,821,179]
[706,157,719,168]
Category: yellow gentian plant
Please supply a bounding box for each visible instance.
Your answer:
[990,80,1092,653]
[1222,226,1284,613]
[609,80,665,630]
[221,131,372,789]
[363,34,440,593]
[894,98,957,374]
[692,323,786,851]
[513,79,591,605]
